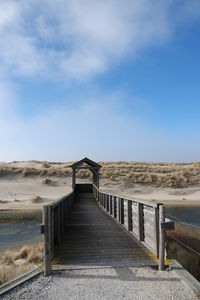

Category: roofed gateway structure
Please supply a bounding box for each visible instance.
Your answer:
[70,157,101,189]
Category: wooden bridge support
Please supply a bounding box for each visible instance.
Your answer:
[159,205,166,271]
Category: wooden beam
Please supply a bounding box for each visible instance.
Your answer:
[138,203,144,241]
[43,206,52,276]
[159,205,165,271]
[72,168,76,190]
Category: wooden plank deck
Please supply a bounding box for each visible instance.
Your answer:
[54,192,157,268]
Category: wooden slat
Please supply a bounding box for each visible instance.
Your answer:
[144,224,155,237]
[143,215,155,226]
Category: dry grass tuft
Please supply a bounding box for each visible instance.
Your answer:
[42,162,50,168]
[166,224,200,281]
[31,196,41,203]
[0,242,43,285]
[0,161,200,188]
[42,177,51,184]
[15,247,28,260]
[167,223,200,254]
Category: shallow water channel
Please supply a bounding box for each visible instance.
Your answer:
[0,206,199,253]
[166,206,200,227]
[0,210,42,252]
[0,221,42,251]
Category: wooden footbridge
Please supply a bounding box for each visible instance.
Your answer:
[41,158,174,276]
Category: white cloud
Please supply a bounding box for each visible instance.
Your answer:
[0,90,200,163]
[0,0,199,80]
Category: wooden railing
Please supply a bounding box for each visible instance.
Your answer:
[42,183,173,276]
[92,184,173,270]
[41,191,74,276]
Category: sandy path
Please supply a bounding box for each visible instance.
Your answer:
[2,267,199,300]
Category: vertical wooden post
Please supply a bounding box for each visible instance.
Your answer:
[57,205,61,244]
[43,206,52,276]
[64,199,67,226]
[127,200,132,231]
[118,198,121,223]
[159,205,165,271]
[62,202,65,232]
[72,168,76,190]
[154,206,159,258]
[114,196,117,218]
[109,195,112,215]
[138,203,144,241]
[96,170,99,188]
[107,195,109,212]
[51,206,54,257]
[105,194,107,210]
[121,198,124,224]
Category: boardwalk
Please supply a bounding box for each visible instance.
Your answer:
[54,192,156,268]
[2,187,199,299]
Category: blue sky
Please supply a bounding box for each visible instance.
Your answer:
[0,0,200,162]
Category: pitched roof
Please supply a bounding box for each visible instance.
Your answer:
[70,157,101,168]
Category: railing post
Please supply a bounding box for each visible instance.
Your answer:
[138,203,144,241]
[159,205,165,270]
[107,195,109,212]
[104,194,106,209]
[118,197,121,222]
[58,205,61,244]
[114,196,117,218]
[121,198,124,224]
[109,195,112,215]
[127,200,132,231]
[51,206,54,257]
[154,206,159,258]
[43,205,52,276]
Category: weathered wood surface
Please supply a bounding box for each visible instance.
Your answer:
[54,192,156,267]
[159,205,165,271]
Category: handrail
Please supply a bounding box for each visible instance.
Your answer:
[42,190,74,276]
[42,183,173,275]
[93,185,160,208]
[92,184,173,271]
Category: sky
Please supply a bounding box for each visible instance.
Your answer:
[0,0,200,163]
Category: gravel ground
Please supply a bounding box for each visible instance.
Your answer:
[2,266,199,300]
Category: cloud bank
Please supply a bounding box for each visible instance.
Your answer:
[1,93,200,163]
[0,0,199,80]
[1,1,200,162]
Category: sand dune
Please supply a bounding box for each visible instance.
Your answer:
[0,160,200,210]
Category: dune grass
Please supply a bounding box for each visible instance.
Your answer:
[0,161,200,188]
[31,196,41,203]
[42,177,51,184]
[0,242,43,285]
[0,210,42,223]
[167,223,200,253]
[166,223,200,281]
